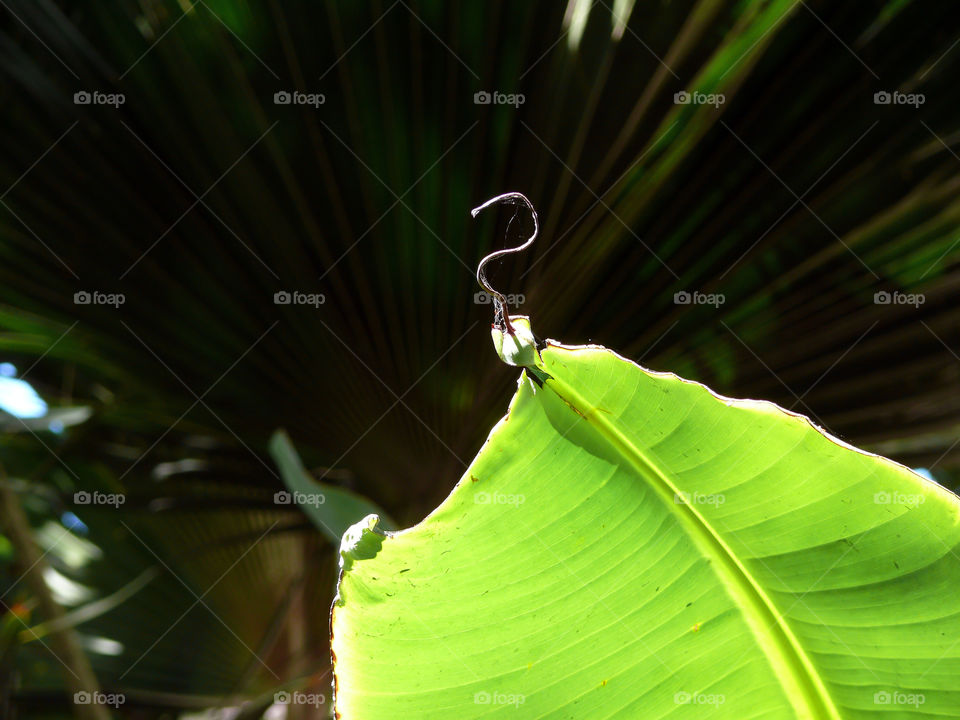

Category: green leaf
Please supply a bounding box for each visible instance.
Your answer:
[269,430,394,543]
[332,318,960,718]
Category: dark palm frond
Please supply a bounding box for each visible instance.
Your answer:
[3,0,960,716]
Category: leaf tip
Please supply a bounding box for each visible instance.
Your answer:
[339,513,386,570]
[492,316,541,368]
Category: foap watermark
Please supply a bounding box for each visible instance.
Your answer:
[474,291,524,307]
[274,290,326,307]
[674,691,725,707]
[674,290,724,308]
[74,691,125,708]
[874,90,924,108]
[874,690,925,708]
[74,290,125,308]
[874,491,925,508]
[475,491,524,508]
[74,490,125,508]
[874,290,924,307]
[274,90,325,108]
[474,90,525,108]
[474,691,525,707]
[674,491,725,507]
[74,90,125,108]
[274,690,326,708]
[674,90,725,108]
[274,490,325,507]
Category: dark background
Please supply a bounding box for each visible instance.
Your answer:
[2,1,960,717]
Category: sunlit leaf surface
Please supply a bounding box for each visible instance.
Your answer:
[333,319,960,718]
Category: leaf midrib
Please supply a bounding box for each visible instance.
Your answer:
[537,351,841,720]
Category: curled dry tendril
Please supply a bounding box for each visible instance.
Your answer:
[471,192,538,334]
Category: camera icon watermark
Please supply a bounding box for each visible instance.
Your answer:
[674,691,725,706]
[873,290,924,307]
[873,690,925,707]
[474,291,524,307]
[274,690,325,708]
[674,490,725,507]
[274,90,325,108]
[673,290,724,307]
[473,690,525,707]
[873,90,924,108]
[74,90,125,108]
[274,490,326,507]
[274,290,326,307]
[674,90,725,108]
[473,90,525,108]
[74,490,126,508]
[873,491,925,508]
[74,691,125,708]
[474,491,524,508]
[74,290,125,308]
